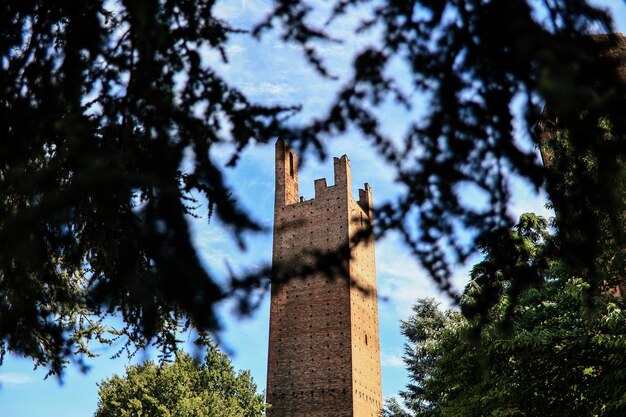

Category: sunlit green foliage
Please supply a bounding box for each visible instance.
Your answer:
[386,214,626,416]
[95,342,265,417]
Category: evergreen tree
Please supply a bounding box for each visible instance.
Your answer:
[1,0,292,376]
[386,214,626,416]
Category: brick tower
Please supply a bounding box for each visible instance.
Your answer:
[266,140,382,417]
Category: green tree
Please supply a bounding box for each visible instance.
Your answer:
[386,214,626,416]
[382,397,410,417]
[94,342,265,417]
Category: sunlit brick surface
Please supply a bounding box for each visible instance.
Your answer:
[267,140,382,417]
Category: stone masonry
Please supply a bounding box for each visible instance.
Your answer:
[266,140,383,417]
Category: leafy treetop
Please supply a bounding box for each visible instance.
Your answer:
[94,339,265,417]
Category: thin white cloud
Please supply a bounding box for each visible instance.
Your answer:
[0,373,32,385]
[381,351,405,368]
[376,236,442,312]
[242,81,296,99]
[213,0,271,23]
[227,44,246,57]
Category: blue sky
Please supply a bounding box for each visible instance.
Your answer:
[1,1,625,416]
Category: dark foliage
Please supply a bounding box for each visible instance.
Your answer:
[1,0,624,377]
[0,1,294,375]
[259,1,626,303]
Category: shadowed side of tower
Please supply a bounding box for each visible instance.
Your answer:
[266,140,382,417]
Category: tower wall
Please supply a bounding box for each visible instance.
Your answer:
[267,140,382,417]
[349,184,382,415]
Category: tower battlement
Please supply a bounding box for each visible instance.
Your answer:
[275,139,373,216]
[267,139,382,417]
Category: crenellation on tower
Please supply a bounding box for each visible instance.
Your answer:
[314,178,328,198]
[333,154,352,195]
[357,183,373,215]
[267,139,382,417]
[275,143,369,215]
[275,139,299,207]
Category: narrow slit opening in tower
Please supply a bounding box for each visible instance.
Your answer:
[289,151,294,178]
